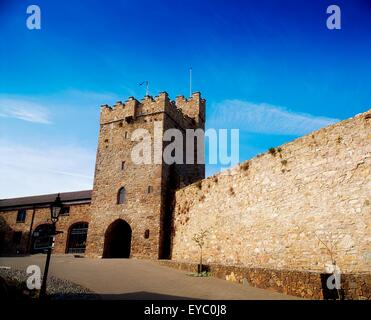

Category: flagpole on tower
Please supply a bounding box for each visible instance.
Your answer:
[189,67,192,97]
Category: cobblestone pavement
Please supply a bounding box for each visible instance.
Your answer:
[0,255,300,300]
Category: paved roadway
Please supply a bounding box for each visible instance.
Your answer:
[0,255,300,300]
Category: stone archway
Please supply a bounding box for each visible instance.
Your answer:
[103,219,132,258]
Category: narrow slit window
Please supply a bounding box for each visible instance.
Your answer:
[144,229,150,239]
[117,187,126,204]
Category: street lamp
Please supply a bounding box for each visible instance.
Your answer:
[50,193,63,223]
[40,194,63,299]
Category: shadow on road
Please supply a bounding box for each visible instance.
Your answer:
[54,291,198,300]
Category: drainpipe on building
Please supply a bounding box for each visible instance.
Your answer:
[27,206,36,254]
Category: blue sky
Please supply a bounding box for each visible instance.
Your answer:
[0,0,370,197]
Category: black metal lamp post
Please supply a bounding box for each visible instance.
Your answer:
[39,194,63,299]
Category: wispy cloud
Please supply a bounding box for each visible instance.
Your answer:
[209,100,340,136]
[0,89,126,198]
[0,98,51,124]
[0,140,95,198]
[0,89,121,125]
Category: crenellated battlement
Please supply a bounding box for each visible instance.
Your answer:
[100,91,205,128]
[174,92,205,123]
[100,96,139,124]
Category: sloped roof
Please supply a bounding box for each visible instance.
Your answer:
[0,190,92,210]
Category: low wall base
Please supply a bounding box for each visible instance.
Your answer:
[158,260,370,300]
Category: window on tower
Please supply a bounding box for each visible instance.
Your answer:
[117,187,126,204]
[144,229,150,239]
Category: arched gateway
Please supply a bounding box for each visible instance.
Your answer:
[103,219,132,258]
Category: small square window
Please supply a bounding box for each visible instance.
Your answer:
[60,206,70,216]
[13,231,22,244]
[16,209,26,223]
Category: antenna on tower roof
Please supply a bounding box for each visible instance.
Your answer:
[189,67,192,97]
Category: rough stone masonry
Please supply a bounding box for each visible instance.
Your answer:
[171,109,371,274]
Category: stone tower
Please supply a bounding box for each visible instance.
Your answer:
[85,92,205,259]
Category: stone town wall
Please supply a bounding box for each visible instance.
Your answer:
[159,260,370,300]
[171,110,371,274]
